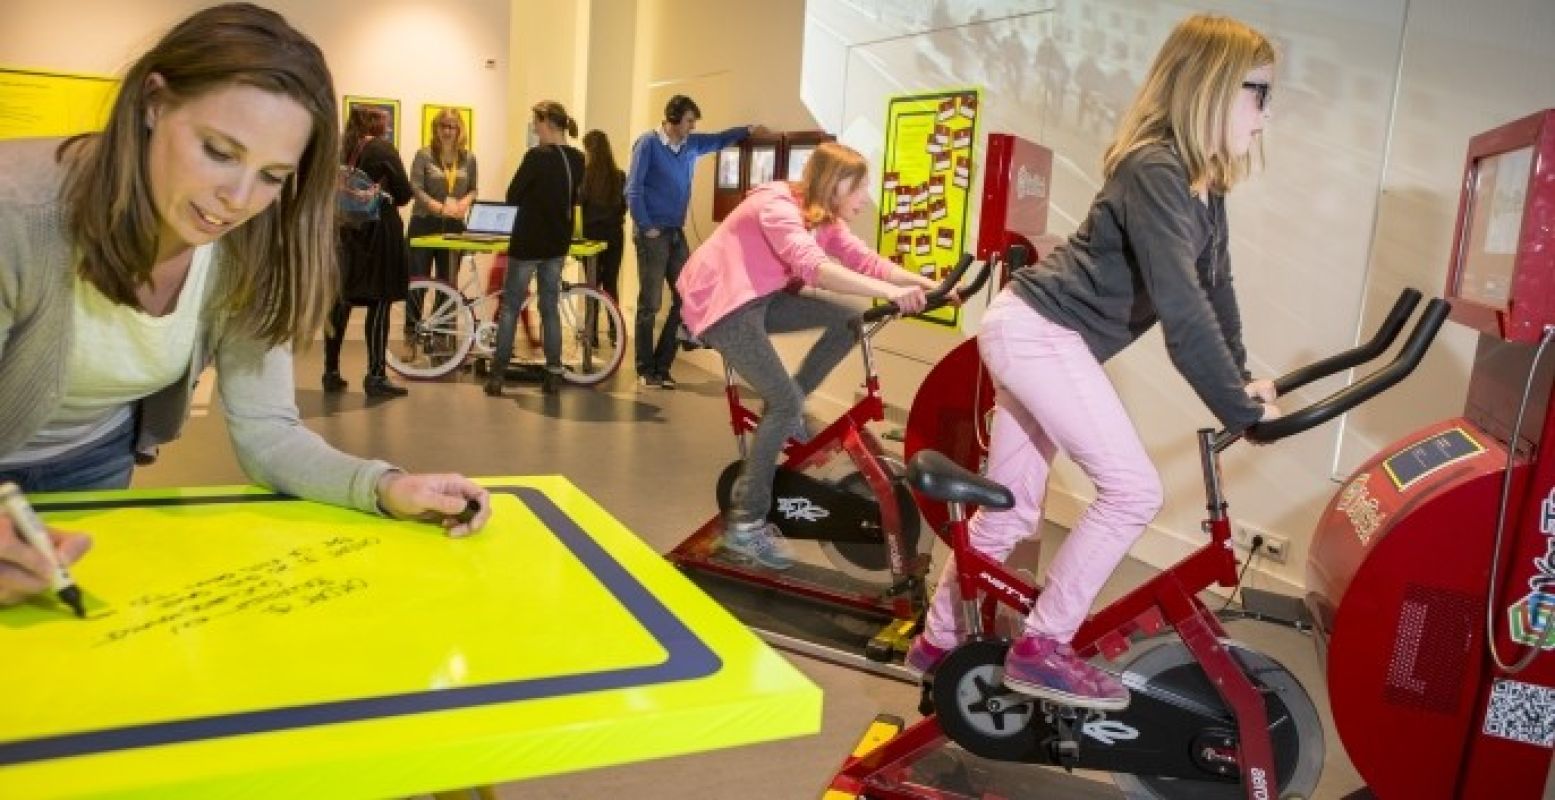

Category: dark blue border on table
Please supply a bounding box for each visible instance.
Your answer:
[0,486,722,766]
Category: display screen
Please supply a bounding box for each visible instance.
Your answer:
[465,202,517,234]
[716,149,742,190]
[1382,427,1486,491]
[1457,145,1534,310]
[786,145,815,180]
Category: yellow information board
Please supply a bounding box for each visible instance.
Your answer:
[0,68,116,140]
[875,87,982,328]
[0,477,821,798]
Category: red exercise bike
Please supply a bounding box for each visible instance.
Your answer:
[829,288,1449,799]
[668,253,991,670]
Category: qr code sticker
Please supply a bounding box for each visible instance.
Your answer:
[1483,679,1555,747]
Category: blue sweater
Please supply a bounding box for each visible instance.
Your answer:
[625,125,749,230]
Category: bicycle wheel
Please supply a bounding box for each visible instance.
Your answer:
[554,286,625,385]
[386,279,475,379]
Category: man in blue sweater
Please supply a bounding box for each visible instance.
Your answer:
[626,94,759,389]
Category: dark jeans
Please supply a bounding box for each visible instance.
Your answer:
[0,414,136,492]
[491,256,565,374]
[700,292,858,525]
[324,300,390,377]
[633,227,689,378]
[405,214,464,331]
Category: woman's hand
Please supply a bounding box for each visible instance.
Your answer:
[1245,379,1278,403]
[886,284,929,314]
[0,519,91,607]
[1259,402,1283,423]
[376,472,492,537]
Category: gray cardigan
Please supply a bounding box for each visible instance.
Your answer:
[0,137,392,511]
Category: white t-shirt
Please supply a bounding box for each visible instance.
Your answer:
[0,245,212,467]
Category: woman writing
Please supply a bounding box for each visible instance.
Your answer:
[0,3,490,607]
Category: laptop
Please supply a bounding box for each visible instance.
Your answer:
[444,201,516,242]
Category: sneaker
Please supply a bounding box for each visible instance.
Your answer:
[904,636,953,676]
[1002,634,1130,711]
[321,371,347,393]
[637,373,662,390]
[362,375,408,398]
[658,373,678,390]
[721,521,796,570]
[483,376,504,397]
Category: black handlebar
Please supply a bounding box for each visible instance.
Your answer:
[1242,294,1450,445]
[1272,288,1422,396]
[861,252,979,323]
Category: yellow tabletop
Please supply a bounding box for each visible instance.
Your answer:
[409,236,608,258]
[0,477,820,799]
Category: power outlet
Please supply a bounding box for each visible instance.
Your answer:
[1232,524,1289,564]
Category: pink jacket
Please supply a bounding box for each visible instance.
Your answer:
[677,182,897,336]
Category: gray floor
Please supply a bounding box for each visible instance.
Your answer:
[132,344,1367,799]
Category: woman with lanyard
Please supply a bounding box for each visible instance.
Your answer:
[404,109,478,335]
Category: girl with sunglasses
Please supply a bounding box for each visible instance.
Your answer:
[904,13,1279,712]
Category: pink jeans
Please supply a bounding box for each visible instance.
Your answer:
[922,290,1163,647]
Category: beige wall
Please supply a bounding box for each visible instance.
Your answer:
[2,0,512,198]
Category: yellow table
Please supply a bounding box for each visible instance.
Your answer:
[0,478,820,799]
[409,236,607,259]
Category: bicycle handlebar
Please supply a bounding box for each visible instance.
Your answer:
[1272,288,1422,396]
[859,252,983,324]
[1232,293,1450,447]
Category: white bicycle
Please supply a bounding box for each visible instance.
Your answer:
[386,257,625,385]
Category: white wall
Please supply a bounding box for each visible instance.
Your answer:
[1,0,512,197]
[802,0,1555,590]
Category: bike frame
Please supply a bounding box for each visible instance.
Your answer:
[669,316,928,620]
[831,428,1278,800]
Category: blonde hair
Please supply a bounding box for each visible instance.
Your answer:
[1103,14,1275,193]
[61,2,339,347]
[431,107,468,165]
[794,142,868,227]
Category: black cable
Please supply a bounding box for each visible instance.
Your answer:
[1217,535,1263,613]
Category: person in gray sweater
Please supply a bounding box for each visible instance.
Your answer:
[0,3,490,609]
[904,14,1283,711]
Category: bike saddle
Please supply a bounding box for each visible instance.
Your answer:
[907,450,1014,511]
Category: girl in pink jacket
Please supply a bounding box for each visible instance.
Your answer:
[677,142,937,569]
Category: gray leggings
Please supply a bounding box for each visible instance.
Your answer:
[701,291,859,525]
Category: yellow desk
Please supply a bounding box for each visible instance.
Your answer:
[0,478,821,799]
[409,236,607,260]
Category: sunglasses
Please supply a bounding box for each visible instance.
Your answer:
[1242,81,1272,112]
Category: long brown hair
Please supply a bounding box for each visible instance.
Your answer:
[793,142,868,227]
[1103,14,1275,193]
[61,2,340,346]
[580,129,622,207]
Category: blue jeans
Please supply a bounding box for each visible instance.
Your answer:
[633,227,689,378]
[491,256,565,373]
[0,415,136,492]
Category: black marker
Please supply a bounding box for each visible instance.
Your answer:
[0,482,87,618]
[453,498,482,525]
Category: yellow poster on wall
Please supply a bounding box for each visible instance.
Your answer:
[876,87,981,328]
[0,68,117,140]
